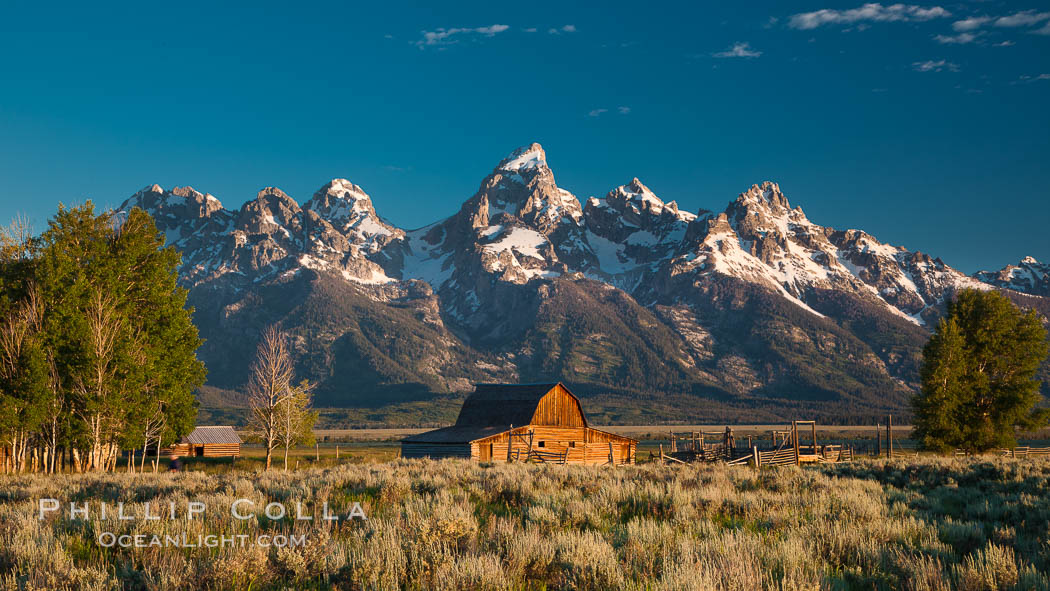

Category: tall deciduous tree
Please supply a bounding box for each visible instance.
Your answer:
[30,203,205,471]
[913,289,1049,452]
[247,326,295,471]
[277,379,318,470]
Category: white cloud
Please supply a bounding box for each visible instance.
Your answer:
[587,108,608,117]
[417,24,510,47]
[523,27,537,33]
[994,10,1050,28]
[548,25,577,34]
[617,106,631,115]
[912,59,959,72]
[1035,21,1050,35]
[789,3,950,29]
[934,32,977,44]
[995,40,1016,46]
[952,16,991,31]
[713,42,762,58]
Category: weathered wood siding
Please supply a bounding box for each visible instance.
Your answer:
[473,426,635,465]
[401,442,472,459]
[170,443,240,457]
[529,384,587,427]
[200,444,240,457]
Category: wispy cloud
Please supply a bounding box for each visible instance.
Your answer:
[523,27,537,33]
[588,106,631,118]
[713,42,762,58]
[416,24,510,48]
[548,25,577,34]
[1035,21,1050,36]
[1017,74,1050,83]
[912,59,959,72]
[994,10,1050,28]
[934,32,978,44]
[789,3,950,30]
[952,16,991,32]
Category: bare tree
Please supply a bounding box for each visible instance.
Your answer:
[246,326,295,471]
[277,379,317,470]
[74,289,124,471]
[0,282,44,473]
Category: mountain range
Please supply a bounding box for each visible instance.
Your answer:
[118,144,1050,424]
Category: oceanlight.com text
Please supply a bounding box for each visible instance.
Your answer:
[97,532,308,548]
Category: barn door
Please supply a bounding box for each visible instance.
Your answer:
[480,443,492,461]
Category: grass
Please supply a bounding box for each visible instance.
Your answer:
[2,456,1050,590]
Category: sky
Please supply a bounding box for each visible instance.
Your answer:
[0,0,1048,273]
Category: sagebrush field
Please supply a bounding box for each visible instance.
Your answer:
[2,456,1048,590]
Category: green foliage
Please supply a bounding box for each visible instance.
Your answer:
[0,203,207,470]
[914,289,1049,452]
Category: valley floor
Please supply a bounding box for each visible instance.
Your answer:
[2,456,1048,590]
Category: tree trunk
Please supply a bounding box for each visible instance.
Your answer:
[284,443,289,471]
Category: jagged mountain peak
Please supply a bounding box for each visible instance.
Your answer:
[318,178,369,201]
[734,181,793,211]
[497,143,547,173]
[307,178,379,220]
[254,186,298,205]
[974,256,1050,296]
[457,142,582,234]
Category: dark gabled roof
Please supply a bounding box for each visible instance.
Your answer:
[454,383,577,427]
[401,425,512,444]
[182,426,242,445]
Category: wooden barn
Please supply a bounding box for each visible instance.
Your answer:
[171,426,242,458]
[401,383,636,465]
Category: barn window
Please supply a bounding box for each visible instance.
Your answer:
[569,441,576,447]
[538,441,545,447]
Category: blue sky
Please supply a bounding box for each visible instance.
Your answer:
[1,0,1047,273]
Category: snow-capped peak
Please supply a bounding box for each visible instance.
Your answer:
[1021,255,1041,265]
[322,178,369,201]
[498,143,547,172]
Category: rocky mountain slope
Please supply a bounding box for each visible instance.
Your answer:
[119,144,1049,423]
[975,257,1050,297]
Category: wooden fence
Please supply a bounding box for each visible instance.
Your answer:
[1009,446,1050,458]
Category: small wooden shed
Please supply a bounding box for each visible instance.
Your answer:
[171,426,242,458]
[402,383,636,465]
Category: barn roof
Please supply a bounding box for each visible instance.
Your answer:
[182,426,242,445]
[454,382,587,427]
[401,425,512,444]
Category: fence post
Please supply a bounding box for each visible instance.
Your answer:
[507,424,514,462]
[792,421,801,466]
[752,445,760,467]
[887,415,893,459]
[315,443,319,461]
[335,446,339,459]
[877,425,882,457]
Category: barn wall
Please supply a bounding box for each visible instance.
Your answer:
[474,426,635,465]
[201,444,240,457]
[529,384,587,427]
[401,442,472,459]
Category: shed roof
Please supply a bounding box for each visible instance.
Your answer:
[182,426,242,445]
[454,383,585,427]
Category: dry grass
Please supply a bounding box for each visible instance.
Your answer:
[1,456,1049,590]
